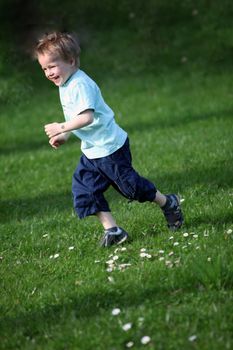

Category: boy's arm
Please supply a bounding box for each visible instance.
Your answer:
[44,109,94,139]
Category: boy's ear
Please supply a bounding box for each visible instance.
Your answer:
[70,58,75,66]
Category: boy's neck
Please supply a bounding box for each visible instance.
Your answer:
[63,68,79,85]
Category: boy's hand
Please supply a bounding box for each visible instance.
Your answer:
[45,122,65,138]
[49,134,67,149]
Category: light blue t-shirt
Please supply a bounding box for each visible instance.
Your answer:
[59,69,127,159]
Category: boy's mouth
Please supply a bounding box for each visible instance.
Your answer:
[50,76,60,84]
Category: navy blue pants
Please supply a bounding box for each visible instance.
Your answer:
[72,138,157,219]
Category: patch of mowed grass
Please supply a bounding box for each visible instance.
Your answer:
[1,26,233,350]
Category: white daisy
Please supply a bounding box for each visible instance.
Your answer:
[122,323,132,331]
[126,341,134,348]
[106,259,114,265]
[106,267,114,273]
[141,336,151,344]
[188,335,197,342]
[112,308,121,316]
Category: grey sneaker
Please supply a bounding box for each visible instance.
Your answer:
[100,227,129,247]
[162,194,184,230]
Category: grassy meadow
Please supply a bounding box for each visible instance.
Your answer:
[1,5,233,349]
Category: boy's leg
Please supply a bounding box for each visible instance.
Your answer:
[95,139,183,231]
[72,155,111,219]
[153,190,166,207]
[96,211,129,247]
[98,139,156,203]
[72,155,129,247]
[96,211,117,229]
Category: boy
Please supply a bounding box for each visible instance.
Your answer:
[34,31,183,247]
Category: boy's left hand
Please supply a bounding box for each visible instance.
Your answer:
[44,122,63,138]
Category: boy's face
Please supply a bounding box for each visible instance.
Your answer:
[38,52,76,86]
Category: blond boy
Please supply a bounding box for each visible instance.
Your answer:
[34,32,183,247]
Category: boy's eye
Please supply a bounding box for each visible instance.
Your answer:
[42,64,56,72]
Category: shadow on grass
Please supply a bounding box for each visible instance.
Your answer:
[151,160,233,191]
[1,275,232,343]
[0,285,207,339]
[184,211,233,229]
[126,107,233,134]
[0,191,73,224]
[0,140,48,156]
[1,159,232,224]
[0,137,78,156]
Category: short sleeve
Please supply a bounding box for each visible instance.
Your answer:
[71,82,96,115]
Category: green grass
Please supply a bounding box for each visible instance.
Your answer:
[1,19,233,350]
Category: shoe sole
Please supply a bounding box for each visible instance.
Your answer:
[116,234,128,245]
[168,219,184,231]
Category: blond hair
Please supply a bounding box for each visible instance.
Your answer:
[34,32,81,67]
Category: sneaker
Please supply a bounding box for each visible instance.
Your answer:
[100,227,129,247]
[162,194,184,230]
